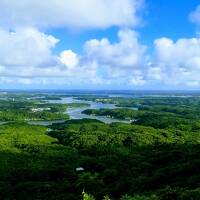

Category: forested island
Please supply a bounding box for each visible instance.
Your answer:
[0,91,200,199]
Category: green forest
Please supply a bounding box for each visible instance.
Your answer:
[0,92,200,199]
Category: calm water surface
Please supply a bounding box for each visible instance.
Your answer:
[48,97,131,124]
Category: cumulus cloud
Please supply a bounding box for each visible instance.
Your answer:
[85,29,146,68]
[0,27,59,67]
[151,37,200,86]
[0,29,99,89]
[59,50,79,69]
[2,28,145,86]
[0,0,143,30]
[1,26,200,88]
[0,0,148,88]
[83,29,147,84]
[0,27,97,80]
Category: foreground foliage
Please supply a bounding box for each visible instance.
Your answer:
[1,118,199,199]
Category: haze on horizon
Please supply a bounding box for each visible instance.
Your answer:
[0,0,200,90]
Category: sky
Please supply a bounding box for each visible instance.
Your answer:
[0,0,200,90]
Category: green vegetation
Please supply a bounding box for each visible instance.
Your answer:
[0,122,80,200]
[82,96,200,132]
[0,92,200,199]
[0,97,69,121]
[0,109,69,121]
[82,108,140,120]
[77,95,200,109]
[48,118,200,199]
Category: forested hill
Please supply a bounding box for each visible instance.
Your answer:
[0,93,200,199]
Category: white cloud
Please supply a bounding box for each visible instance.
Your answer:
[0,27,59,67]
[59,50,79,69]
[151,37,200,86]
[0,0,148,88]
[0,27,78,79]
[0,0,143,30]
[1,0,200,89]
[1,27,200,88]
[0,27,98,87]
[84,29,147,82]
[147,64,162,80]
[154,37,200,68]
[190,5,200,26]
[85,29,146,68]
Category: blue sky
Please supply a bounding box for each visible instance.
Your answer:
[48,0,199,54]
[0,0,200,90]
